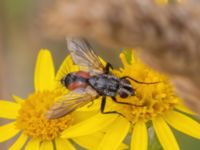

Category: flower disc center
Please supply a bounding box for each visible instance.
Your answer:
[16,90,72,140]
[113,53,179,124]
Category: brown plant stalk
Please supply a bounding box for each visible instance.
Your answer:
[41,0,200,114]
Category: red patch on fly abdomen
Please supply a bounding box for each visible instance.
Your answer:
[76,71,90,79]
[67,71,90,90]
[68,82,88,90]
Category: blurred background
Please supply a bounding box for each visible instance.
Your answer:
[0,0,199,149]
[0,0,121,99]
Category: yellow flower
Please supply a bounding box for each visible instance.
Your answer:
[61,50,200,150]
[155,0,168,4]
[112,50,200,150]
[0,49,103,150]
[156,0,182,5]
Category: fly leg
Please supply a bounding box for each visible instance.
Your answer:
[120,76,160,84]
[101,96,125,118]
[111,97,143,107]
[104,63,113,74]
[111,97,132,105]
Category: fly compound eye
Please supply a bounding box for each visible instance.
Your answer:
[119,91,128,98]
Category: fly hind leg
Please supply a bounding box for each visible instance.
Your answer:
[101,96,125,118]
[111,97,143,108]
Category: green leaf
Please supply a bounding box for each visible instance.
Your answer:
[123,49,132,64]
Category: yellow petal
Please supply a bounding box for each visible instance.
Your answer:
[165,111,200,139]
[155,0,168,4]
[0,122,20,142]
[12,95,25,104]
[9,134,28,150]
[55,138,76,150]
[77,99,101,112]
[71,111,98,124]
[117,143,129,150]
[97,117,130,150]
[40,140,53,150]
[73,132,104,149]
[152,116,180,150]
[119,53,129,67]
[131,120,148,150]
[74,132,128,150]
[25,138,40,150]
[0,100,20,119]
[34,49,55,92]
[61,113,118,138]
[175,101,194,115]
[56,55,79,83]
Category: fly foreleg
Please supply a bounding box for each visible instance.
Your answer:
[104,63,113,74]
[101,96,125,118]
[120,76,160,84]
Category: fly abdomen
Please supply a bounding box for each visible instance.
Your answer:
[61,72,89,90]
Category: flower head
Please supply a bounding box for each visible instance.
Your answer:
[0,49,97,150]
[111,50,200,150]
[61,50,200,150]
[15,89,72,141]
[113,51,178,123]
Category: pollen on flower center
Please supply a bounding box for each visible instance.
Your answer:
[113,52,179,124]
[116,81,179,124]
[16,89,73,140]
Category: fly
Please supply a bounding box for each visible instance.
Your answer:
[46,38,159,119]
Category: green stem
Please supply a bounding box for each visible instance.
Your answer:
[148,127,163,150]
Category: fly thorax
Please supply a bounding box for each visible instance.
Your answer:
[88,75,119,97]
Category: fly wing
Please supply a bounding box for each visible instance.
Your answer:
[67,38,104,75]
[46,87,98,119]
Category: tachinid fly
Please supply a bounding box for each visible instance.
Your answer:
[46,38,159,119]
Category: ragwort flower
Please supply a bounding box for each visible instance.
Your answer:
[0,49,107,150]
[61,50,200,150]
[110,50,200,150]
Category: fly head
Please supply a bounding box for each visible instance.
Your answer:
[118,79,135,98]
